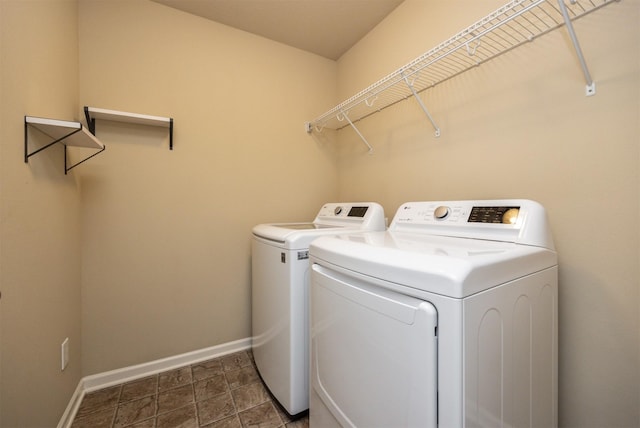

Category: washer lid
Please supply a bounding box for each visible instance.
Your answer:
[253,223,360,249]
[309,231,557,298]
[252,202,386,249]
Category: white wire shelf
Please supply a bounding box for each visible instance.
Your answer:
[305,0,617,147]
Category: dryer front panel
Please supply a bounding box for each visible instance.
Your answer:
[311,263,438,428]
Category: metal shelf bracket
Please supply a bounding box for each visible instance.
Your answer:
[24,116,106,175]
[338,110,374,154]
[84,106,174,149]
[63,144,106,174]
[402,73,441,137]
[557,0,596,96]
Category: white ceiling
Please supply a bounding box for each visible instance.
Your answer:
[151,0,405,60]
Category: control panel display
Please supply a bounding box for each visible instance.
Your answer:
[468,206,520,224]
[347,206,369,218]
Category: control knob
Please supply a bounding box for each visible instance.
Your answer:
[434,206,450,220]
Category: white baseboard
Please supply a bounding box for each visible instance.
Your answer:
[57,337,252,428]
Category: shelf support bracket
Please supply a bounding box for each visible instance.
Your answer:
[169,118,174,150]
[24,124,81,163]
[84,106,174,150]
[338,110,373,154]
[25,117,106,175]
[64,144,106,175]
[84,107,96,135]
[402,73,441,137]
[557,0,596,96]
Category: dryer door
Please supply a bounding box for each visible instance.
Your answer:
[311,263,438,428]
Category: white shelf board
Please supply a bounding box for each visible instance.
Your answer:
[86,107,172,128]
[25,116,104,149]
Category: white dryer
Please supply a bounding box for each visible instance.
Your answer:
[252,202,385,416]
[309,199,558,427]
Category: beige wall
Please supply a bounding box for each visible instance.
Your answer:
[330,0,639,427]
[1,0,638,427]
[77,0,338,375]
[0,0,83,426]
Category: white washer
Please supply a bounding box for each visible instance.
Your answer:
[252,202,386,415]
[309,199,558,427]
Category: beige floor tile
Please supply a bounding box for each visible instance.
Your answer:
[75,386,121,419]
[71,407,116,428]
[120,376,158,403]
[202,415,242,428]
[194,373,229,401]
[159,366,193,391]
[230,382,271,412]
[157,383,195,415]
[113,395,156,428]
[285,417,309,428]
[225,365,259,390]
[196,391,236,425]
[126,418,155,428]
[220,351,252,372]
[70,350,308,428]
[156,404,198,428]
[192,359,225,381]
[237,402,282,428]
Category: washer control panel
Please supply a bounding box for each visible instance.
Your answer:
[313,202,386,231]
[318,203,370,218]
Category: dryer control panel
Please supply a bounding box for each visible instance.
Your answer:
[391,199,554,249]
[430,205,520,224]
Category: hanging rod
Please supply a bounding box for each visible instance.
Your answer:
[305,0,616,143]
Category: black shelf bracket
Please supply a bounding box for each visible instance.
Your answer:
[84,106,174,150]
[25,116,106,175]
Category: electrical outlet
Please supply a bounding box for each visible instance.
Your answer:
[61,338,69,371]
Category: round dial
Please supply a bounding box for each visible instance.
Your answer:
[502,208,519,224]
[334,206,343,216]
[434,206,450,220]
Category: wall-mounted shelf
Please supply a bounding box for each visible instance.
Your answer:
[24,116,106,174]
[84,107,174,150]
[305,0,617,152]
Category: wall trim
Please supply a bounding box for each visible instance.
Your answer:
[57,337,252,428]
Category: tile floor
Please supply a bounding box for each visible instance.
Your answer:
[71,350,309,428]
